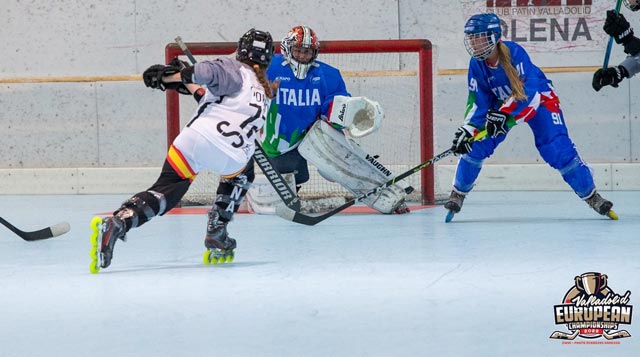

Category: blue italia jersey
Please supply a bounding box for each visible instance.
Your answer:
[261,54,349,157]
[465,41,560,129]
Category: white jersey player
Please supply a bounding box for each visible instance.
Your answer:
[90,29,276,272]
[593,0,640,91]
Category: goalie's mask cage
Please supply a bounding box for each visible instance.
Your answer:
[463,13,502,61]
[165,39,435,205]
[281,25,320,79]
[236,28,274,66]
[624,0,640,12]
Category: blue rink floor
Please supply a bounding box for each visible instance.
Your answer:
[0,191,639,356]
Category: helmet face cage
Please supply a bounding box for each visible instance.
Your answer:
[281,25,320,79]
[624,0,640,11]
[463,13,502,61]
[236,28,274,66]
[464,31,498,61]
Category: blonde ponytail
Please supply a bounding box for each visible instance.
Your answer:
[497,43,527,101]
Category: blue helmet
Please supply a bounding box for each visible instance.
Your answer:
[464,13,502,60]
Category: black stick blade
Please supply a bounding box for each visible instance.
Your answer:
[0,217,70,241]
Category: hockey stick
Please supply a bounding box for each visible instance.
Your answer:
[603,0,624,68]
[173,36,302,211]
[0,216,70,241]
[549,330,580,340]
[602,329,631,339]
[276,130,490,226]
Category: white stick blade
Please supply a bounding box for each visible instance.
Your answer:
[275,204,296,221]
[50,222,71,237]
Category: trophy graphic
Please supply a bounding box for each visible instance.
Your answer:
[575,272,608,295]
[564,272,611,302]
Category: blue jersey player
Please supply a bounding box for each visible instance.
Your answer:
[261,25,349,188]
[258,25,410,214]
[446,13,617,221]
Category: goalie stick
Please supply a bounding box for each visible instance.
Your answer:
[0,216,70,241]
[173,36,302,211]
[603,0,624,68]
[276,129,491,226]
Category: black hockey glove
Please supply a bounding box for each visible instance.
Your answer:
[603,10,634,45]
[451,125,476,155]
[623,36,640,55]
[142,63,191,95]
[592,65,629,91]
[485,109,509,138]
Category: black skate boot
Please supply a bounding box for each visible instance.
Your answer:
[89,215,127,273]
[444,190,466,222]
[203,209,236,265]
[99,216,127,268]
[585,191,618,220]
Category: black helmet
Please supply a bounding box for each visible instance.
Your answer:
[236,28,274,66]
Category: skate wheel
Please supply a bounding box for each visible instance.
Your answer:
[89,259,100,274]
[203,250,212,265]
[91,216,103,232]
[89,217,103,273]
[445,210,455,223]
[225,254,234,263]
[607,210,619,220]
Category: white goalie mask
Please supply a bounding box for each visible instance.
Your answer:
[281,25,320,80]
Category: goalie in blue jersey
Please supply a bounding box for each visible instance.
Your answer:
[254,25,410,214]
[446,13,616,221]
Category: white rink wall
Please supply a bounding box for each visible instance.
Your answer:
[0,0,638,196]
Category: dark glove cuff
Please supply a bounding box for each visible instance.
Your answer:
[180,66,195,84]
[623,36,640,55]
[618,65,630,79]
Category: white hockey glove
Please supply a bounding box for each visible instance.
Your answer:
[328,95,383,138]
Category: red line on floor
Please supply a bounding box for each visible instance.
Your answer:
[97,205,436,216]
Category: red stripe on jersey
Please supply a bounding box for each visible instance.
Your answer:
[167,145,196,181]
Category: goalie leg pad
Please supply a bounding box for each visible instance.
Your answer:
[298,120,407,214]
[245,173,296,214]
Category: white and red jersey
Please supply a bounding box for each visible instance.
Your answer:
[169,58,269,179]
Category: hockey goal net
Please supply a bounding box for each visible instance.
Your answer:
[165,39,434,206]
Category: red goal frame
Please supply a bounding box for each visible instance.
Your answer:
[164,39,434,204]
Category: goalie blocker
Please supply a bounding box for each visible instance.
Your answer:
[298,120,410,214]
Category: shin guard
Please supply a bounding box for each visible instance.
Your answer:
[214,161,255,221]
[113,190,168,230]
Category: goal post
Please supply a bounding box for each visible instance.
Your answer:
[165,39,435,205]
